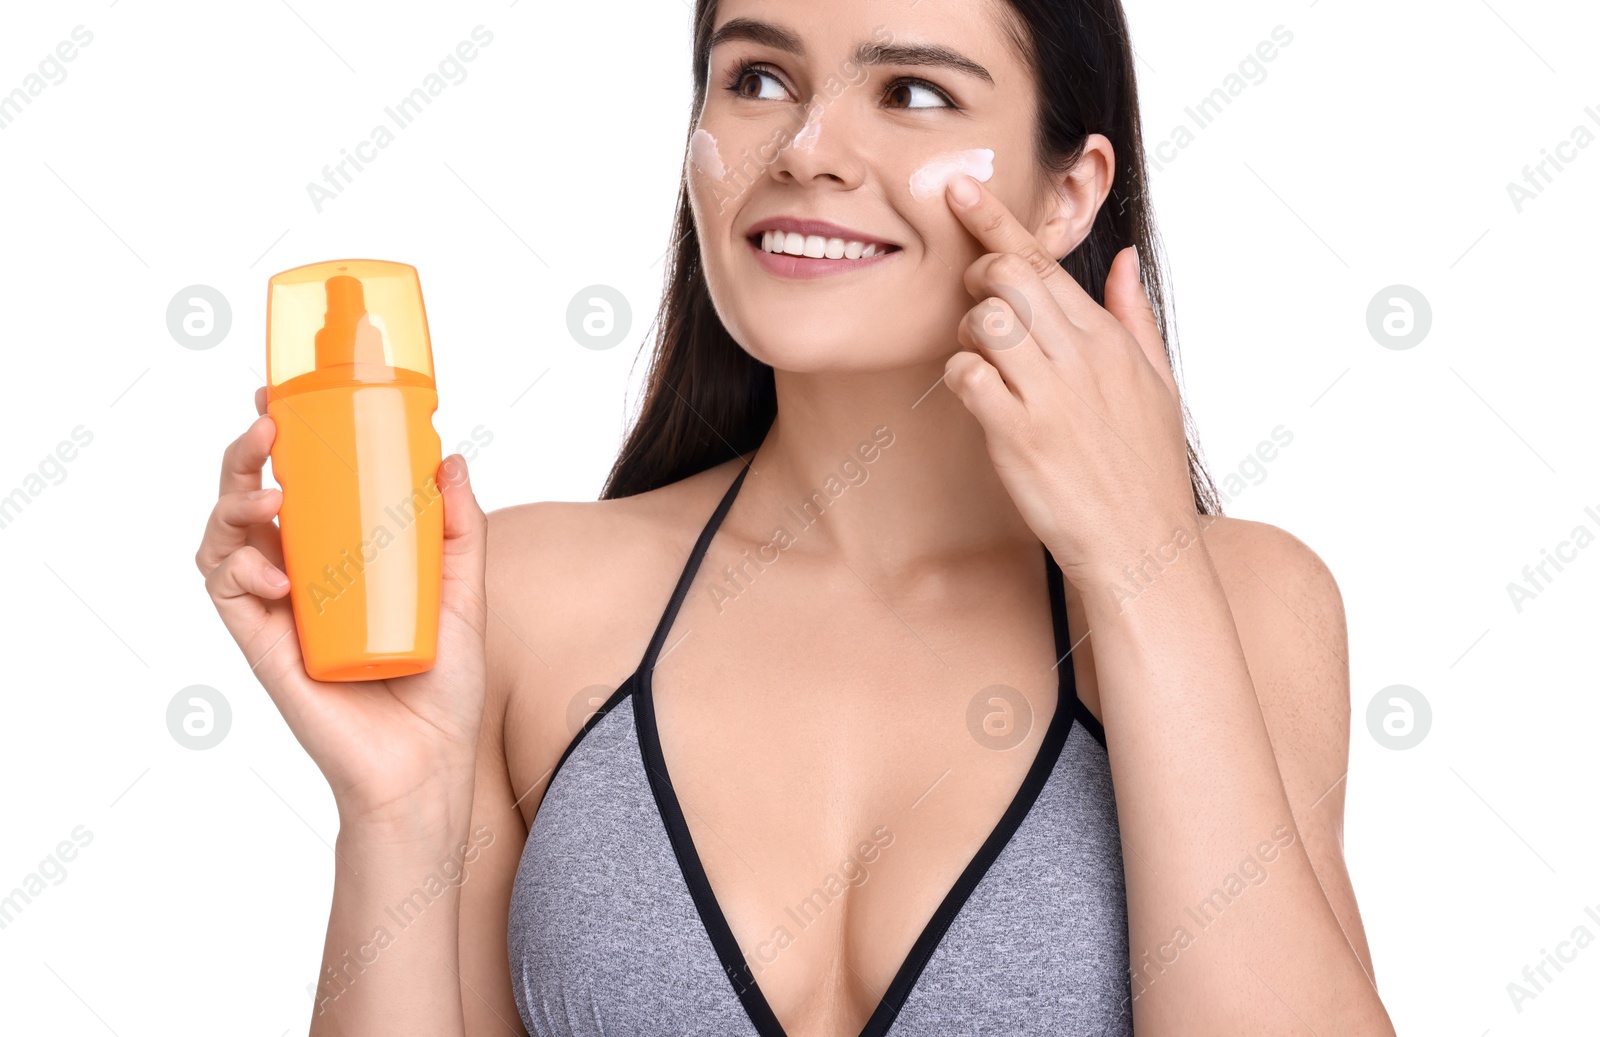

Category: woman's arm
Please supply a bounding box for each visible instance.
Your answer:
[306,505,547,1036]
[305,548,511,1036]
[309,805,478,1034]
[1207,515,1379,984]
[1081,515,1393,1035]
[454,506,544,1036]
[454,683,529,1037]
[934,170,1393,1034]
[195,388,496,1035]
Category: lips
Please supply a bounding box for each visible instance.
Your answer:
[744,216,900,255]
[745,233,900,279]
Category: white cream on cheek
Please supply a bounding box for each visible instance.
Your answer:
[909,148,996,200]
[689,128,726,180]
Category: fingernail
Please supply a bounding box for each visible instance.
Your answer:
[441,454,469,490]
[262,564,288,588]
[949,174,980,207]
[248,487,274,500]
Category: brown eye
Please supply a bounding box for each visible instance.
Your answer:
[725,63,787,102]
[886,78,955,110]
[732,70,761,98]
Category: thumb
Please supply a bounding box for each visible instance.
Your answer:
[437,453,489,637]
[1103,246,1178,401]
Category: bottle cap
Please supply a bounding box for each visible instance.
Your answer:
[266,259,436,396]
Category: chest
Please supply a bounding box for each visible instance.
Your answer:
[638,571,1092,1032]
[510,686,1129,1037]
[507,542,1123,1036]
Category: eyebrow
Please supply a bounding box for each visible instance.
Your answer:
[708,18,994,86]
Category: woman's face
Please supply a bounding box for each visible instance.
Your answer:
[686,0,1091,375]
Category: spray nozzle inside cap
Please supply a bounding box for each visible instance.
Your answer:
[315,274,389,369]
[267,259,434,394]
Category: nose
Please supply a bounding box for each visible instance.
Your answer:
[766,95,867,190]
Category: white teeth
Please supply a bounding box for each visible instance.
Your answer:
[758,230,891,260]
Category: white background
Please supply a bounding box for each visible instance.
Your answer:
[1,0,1596,1033]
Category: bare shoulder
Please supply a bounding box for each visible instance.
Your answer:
[480,458,749,825]
[1201,514,1348,687]
[1199,514,1378,980]
[1199,515,1349,800]
[1201,515,1352,767]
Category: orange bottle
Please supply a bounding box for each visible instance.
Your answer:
[265,259,443,682]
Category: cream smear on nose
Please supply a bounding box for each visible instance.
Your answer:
[791,103,823,151]
[909,148,995,200]
[689,128,726,179]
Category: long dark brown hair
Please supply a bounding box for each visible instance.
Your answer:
[601,0,1221,517]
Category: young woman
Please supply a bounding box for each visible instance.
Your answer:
[198,1,1397,1034]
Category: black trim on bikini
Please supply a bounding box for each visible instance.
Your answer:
[538,461,756,800]
[1075,695,1108,748]
[857,549,1084,1035]
[540,679,635,804]
[1046,556,1106,751]
[541,463,1104,803]
[632,460,1095,1037]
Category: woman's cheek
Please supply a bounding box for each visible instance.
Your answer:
[907,147,995,200]
[898,147,999,268]
[686,126,738,241]
[689,127,728,180]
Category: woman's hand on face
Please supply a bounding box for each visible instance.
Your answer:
[939,173,1197,589]
[194,386,491,841]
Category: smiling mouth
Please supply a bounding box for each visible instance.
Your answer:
[749,230,902,261]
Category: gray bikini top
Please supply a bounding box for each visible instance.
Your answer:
[507,461,1133,1035]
